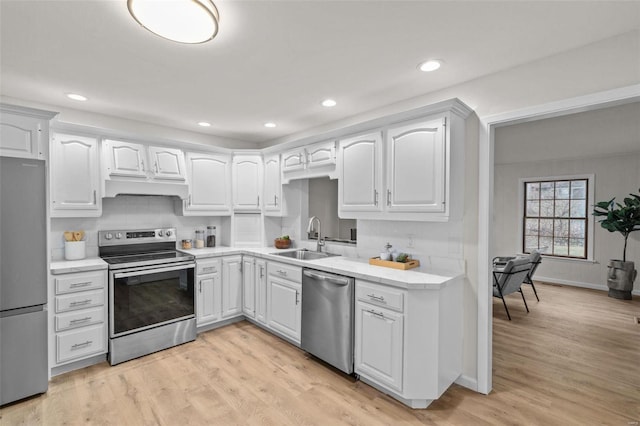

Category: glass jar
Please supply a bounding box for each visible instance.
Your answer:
[206,226,216,247]
[181,239,193,250]
[195,229,205,249]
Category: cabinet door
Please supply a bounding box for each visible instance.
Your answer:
[104,140,147,178]
[148,146,186,181]
[355,301,404,392]
[51,133,101,217]
[281,149,305,172]
[0,112,44,159]
[263,154,282,213]
[267,276,301,342]
[232,155,262,211]
[196,260,221,326]
[386,118,446,213]
[185,152,231,213]
[255,259,267,325]
[339,132,383,214]
[306,140,336,169]
[242,257,256,318]
[222,256,243,318]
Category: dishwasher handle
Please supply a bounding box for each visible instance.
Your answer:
[303,270,350,286]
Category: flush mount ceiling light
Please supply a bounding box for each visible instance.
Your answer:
[127,0,219,44]
[197,121,211,127]
[264,122,277,128]
[418,59,442,72]
[66,93,88,101]
[321,99,337,107]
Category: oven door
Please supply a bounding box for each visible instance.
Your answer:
[109,262,195,338]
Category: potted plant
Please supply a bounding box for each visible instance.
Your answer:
[593,188,640,299]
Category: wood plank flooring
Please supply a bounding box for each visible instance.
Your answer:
[2,283,639,425]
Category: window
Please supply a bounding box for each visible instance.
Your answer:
[522,177,591,259]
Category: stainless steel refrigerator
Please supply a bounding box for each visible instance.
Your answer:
[0,156,48,405]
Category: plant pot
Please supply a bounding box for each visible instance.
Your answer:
[606,259,637,300]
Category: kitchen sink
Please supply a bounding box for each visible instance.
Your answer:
[272,249,340,260]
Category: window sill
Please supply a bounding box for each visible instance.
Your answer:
[541,255,598,264]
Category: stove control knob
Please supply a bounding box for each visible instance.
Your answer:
[157,229,164,237]
[165,229,173,237]
[105,233,113,240]
[115,232,123,239]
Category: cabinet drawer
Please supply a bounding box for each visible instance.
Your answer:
[356,280,405,313]
[267,261,302,283]
[56,324,106,364]
[55,271,105,295]
[55,307,105,332]
[197,258,222,275]
[55,289,105,313]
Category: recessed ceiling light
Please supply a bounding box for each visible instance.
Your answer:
[264,122,277,128]
[66,93,88,101]
[127,0,220,44]
[418,60,442,72]
[321,99,337,107]
[198,121,211,127]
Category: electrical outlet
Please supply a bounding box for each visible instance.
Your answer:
[407,234,414,249]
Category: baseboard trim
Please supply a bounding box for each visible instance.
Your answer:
[535,276,640,296]
[455,374,479,393]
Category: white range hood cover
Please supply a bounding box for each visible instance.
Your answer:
[104,179,189,199]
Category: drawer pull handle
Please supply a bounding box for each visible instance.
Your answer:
[277,270,288,276]
[71,340,93,350]
[202,267,217,273]
[366,309,386,320]
[70,281,91,288]
[69,317,92,325]
[70,299,92,307]
[367,293,386,302]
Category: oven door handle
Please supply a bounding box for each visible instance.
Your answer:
[113,263,194,279]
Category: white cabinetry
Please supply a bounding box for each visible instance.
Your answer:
[338,132,383,214]
[51,270,107,367]
[386,118,445,213]
[0,105,56,159]
[195,258,222,326]
[147,146,187,180]
[232,155,263,211]
[178,152,231,215]
[222,255,243,318]
[50,132,101,217]
[338,113,456,221]
[263,154,283,215]
[306,140,336,169]
[242,256,256,318]
[104,140,147,178]
[355,280,405,392]
[281,140,337,183]
[266,261,302,344]
[255,259,267,325]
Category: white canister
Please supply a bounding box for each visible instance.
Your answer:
[64,241,86,260]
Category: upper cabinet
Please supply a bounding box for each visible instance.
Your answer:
[338,132,384,214]
[103,140,186,182]
[50,132,101,217]
[281,140,337,183]
[147,146,186,181]
[263,154,284,215]
[0,105,57,160]
[386,117,446,213]
[232,154,263,211]
[177,152,231,216]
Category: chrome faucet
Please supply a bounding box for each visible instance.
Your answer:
[307,216,325,252]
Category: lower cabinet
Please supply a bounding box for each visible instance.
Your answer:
[222,255,243,319]
[266,261,302,343]
[51,270,108,367]
[196,258,222,326]
[355,300,404,391]
[255,259,267,325]
[242,256,256,318]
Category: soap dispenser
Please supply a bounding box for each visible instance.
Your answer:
[380,242,392,261]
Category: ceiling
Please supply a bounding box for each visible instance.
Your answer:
[1,1,639,145]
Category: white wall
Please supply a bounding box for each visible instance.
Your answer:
[51,196,224,260]
[494,103,640,292]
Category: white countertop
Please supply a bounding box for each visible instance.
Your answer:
[51,257,108,275]
[181,246,463,290]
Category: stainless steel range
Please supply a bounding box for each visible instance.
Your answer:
[99,227,196,365]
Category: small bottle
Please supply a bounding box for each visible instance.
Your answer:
[206,226,216,247]
[195,229,205,249]
[380,242,392,261]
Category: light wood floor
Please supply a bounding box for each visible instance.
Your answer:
[2,283,639,425]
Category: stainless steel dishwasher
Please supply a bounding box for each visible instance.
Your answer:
[301,269,355,374]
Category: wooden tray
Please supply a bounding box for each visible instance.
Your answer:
[369,257,420,270]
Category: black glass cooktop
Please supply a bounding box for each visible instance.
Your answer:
[102,250,193,267]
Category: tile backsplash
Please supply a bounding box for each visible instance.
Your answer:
[51,195,222,260]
